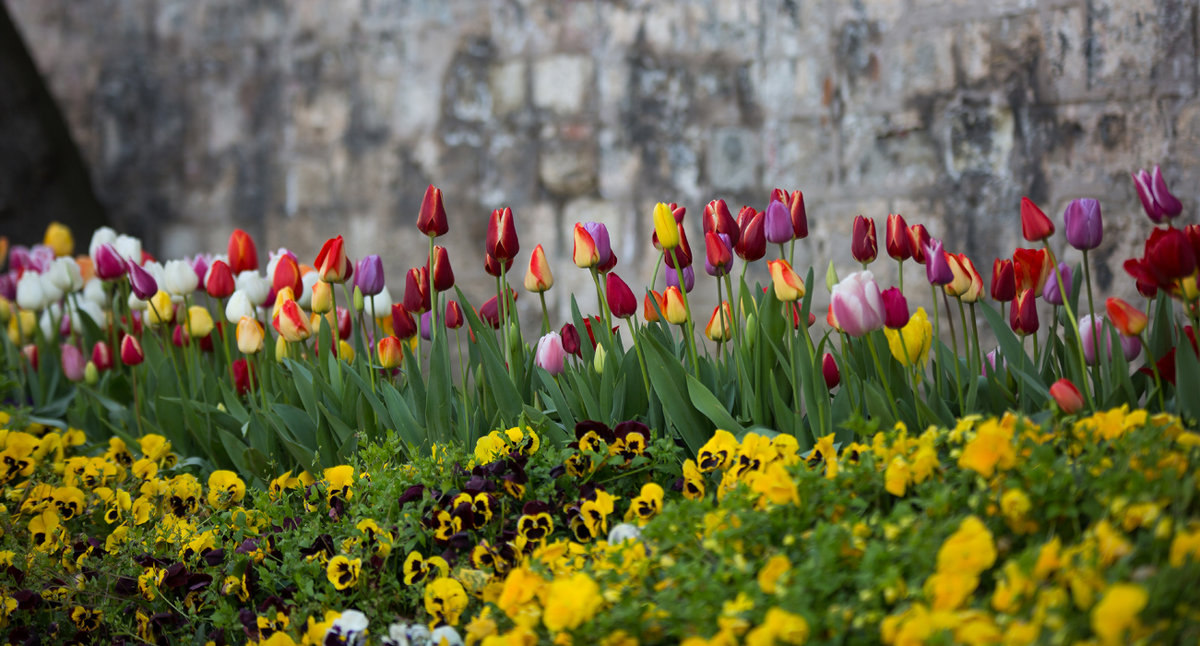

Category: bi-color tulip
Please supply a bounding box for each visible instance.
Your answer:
[315,235,353,283]
[524,244,554,293]
[1132,166,1183,223]
[851,216,877,264]
[486,207,519,261]
[227,229,259,273]
[273,298,312,343]
[1105,297,1147,337]
[767,259,805,302]
[830,271,884,337]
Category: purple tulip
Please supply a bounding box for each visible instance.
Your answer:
[665,263,695,293]
[763,200,793,244]
[1063,198,1103,250]
[355,255,385,296]
[61,344,86,382]
[831,271,885,337]
[1132,166,1184,223]
[880,287,910,329]
[94,244,128,281]
[8,247,33,273]
[924,240,953,286]
[1079,314,1142,365]
[0,273,15,301]
[190,255,212,285]
[1042,262,1072,306]
[420,310,432,341]
[582,222,612,269]
[534,331,567,375]
[128,261,158,300]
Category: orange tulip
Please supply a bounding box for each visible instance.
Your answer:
[273,298,312,342]
[227,229,259,273]
[767,259,805,302]
[705,301,733,342]
[1105,297,1148,337]
[643,290,666,322]
[377,336,403,369]
[663,286,688,325]
[524,244,554,293]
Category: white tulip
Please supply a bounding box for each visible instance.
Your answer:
[296,271,319,309]
[83,278,107,308]
[365,287,392,319]
[38,272,64,305]
[236,271,271,307]
[16,273,46,311]
[68,299,106,333]
[47,257,84,293]
[128,292,148,311]
[163,260,199,295]
[88,226,117,259]
[113,234,142,263]
[225,290,255,324]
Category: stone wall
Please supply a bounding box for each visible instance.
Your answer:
[8,0,1199,319]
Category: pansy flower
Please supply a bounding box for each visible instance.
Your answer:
[425,577,469,626]
[403,551,449,586]
[326,555,362,591]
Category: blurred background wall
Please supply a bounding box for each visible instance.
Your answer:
[5,0,1199,317]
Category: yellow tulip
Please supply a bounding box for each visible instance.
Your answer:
[145,291,174,326]
[884,307,932,367]
[185,306,213,338]
[43,222,74,257]
[653,202,679,250]
[237,317,264,354]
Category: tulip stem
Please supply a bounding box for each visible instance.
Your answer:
[1138,336,1166,411]
[590,268,611,329]
[789,324,804,437]
[956,298,971,391]
[929,285,943,404]
[428,236,438,345]
[723,272,748,420]
[1082,251,1105,398]
[716,280,726,365]
[1043,241,1095,411]
[969,303,982,382]
[495,274,511,377]
[131,366,145,437]
[668,249,699,378]
[539,292,551,335]
[897,259,904,293]
[866,332,902,423]
[626,318,653,410]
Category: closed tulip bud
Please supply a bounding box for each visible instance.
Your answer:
[1106,297,1147,337]
[478,296,502,329]
[44,222,74,257]
[270,287,295,322]
[237,317,264,354]
[205,260,235,299]
[885,214,912,261]
[21,344,38,370]
[735,210,766,262]
[91,341,113,371]
[662,224,692,269]
[1012,248,1052,294]
[431,245,455,292]
[524,244,554,293]
[1049,378,1084,414]
[486,206,520,261]
[663,286,688,324]
[47,257,83,293]
[825,261,839,292]
[146,290,174,326]
[653,202,681,250]
[1042,262,1072,306]
[831,271,885,337]
[391,303,418,340]
[643,290,666,322]
[885,307,933,367]
[665,263,695,293]
[124,261,157,301]
[15,273,46,311]
[311,280,334,314]
[484,252,513,278]
[704,232,733,277]
[534,331,566,375]
[705,301,734,342]
[445,300,464,329]
[786,190,808,240]
[572,223,599,269]
[417,184,449,237]
[822,353,839,389]
[405,267,431,314]
[763,200,793,244]
[924,240,953,286]
[1132,166,1183,223]
[120,334,145,366]
[273,298,312,342]
[1020,196,1054,242]
[593,342,607,373]
[274,334,288,362]
[585,222,613,268]
[1009,289,1039,336]
[232,358,254,395]
[991,258,1016,302]
[186,306,214,338]
[419,311,432,341]
[943,252,971,298]
[703,199,740,247]
[314,235,353,283]
[880,287,910,329]
[61,344,85,381]
[235,270,271,307]
[84,361,98,385]
[354,255,385,297]
[353,286,365,312]
[227,229,259,273]
[606,272,637,318]
[851,215,877,264]
[1063,198,1103,251]
[272,254,303,300]
[336,307,352,340]
[768,259,806,302]
[560,322,581,357]
[378,336,403,369]
[225,291,255,325]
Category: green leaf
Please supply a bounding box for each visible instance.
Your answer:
[1175,338,1200,423]
[685,374,743,435]
[643,334,708,452]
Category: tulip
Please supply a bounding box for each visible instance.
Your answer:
[991,258,1016,302]
[227,229,259,273]
[314,235,352,283]
[336,307,352,340]
[484,252,513,278]
[39,273,64,305]
[128,261,158,300]
[47,257,83,293]
[120,334,145,366]
[661,225,692,271]
[419,311,433,341]
[486,206,520,261]
[826,304,840,332]
[88,226,116,259]
[404,267,431,314]
[84,362,98,384]
[204,260,235,299]
[593,342,607,373]
[665,264,695,293]
[1049,379,1084,414]
[146,291,175,326]
[15,273,46,311]
[273,299,312,342]
[924,240,953,286]
[763,200,792,244]
[61,344,85,381]
[91,341,113,371]
[851,215,877,264]
[560,322,581,357]
[1105,297,1147,337]
[885,306,932,367]
[237,317,264,354]
[524,244,554,293]
[606,273,637,318]
[445,300,464,329]
[417,185,449,237]
[354,255,385,296]
[186,306,214,338]
[702,199,740,246]
[831,271,885,337]
[653,202,680,250]
[431,245,454,292]
[1020,196,1054,242]
[1063,198,1102,251]
[1009,289,1038,336]
[272,254,303,300]
[479,296,502,329]
[365,288,392,320]
[21,344,38,370]
[822,353,839,389]
[225,291,255,325]
[651,203,686,249]
[1132,166,1183,223]
[1042,262,1072,306]
[786,190,808,240]
[885,214,912,261]
[907,224,931,264]
[236,271,271,307]
[704,232,733,277]
[582,222,613,268]
[663,286,688,324]
[377,336,403,369]
[735,210,766,262]
[572,223,599,269]
[704,301,733,342]
[270,287,296,322]
[534,332,567,375]
[1123,227,1197,296]
[231,358,255,395]
[311,280,334,314]
[1012,248,1052,294]
[353,285,365,313]
[880,287,909,329]
[1078,314,1141,365]
[643,290,666,322]
[1187,224,1200,261]
[0,275,14,302]
[945,253,984,302]
[767,259,805,302]
[43,222,74,257]
[391,304,418,340]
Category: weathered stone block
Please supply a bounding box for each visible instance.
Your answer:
[533,55,592,114]
[707,127,758,192]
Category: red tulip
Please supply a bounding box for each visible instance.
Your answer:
[735,210,766,262]
[880,287,910,329]
[227,229,259,273]
[404,267,431,314]
[822,353,839,389]
[485,252,514,278]
[1105,297,1147,337]
[705,232,733,277]
[662,224,693,269]
[21,345,38,370]
[560,322,581,357]
[1123,226,1197,296]
[1009,289,1039,336]
[702,199,740,247]
[479,297,502,329]
[885,214,911,261]
[205,260,236,299]
[777,189,808,240]
[91,341,113,372]
[93,243,128,281]
[273,299,312,342]
[907,224,931,264]
[272,254,303,298]
[431,245,455,292]
[314,235,353,283]
[232,358,255,395]
[391,303,418,340]
[1049,379,1083,414]
[605,273,637,319]
[445,300,464,329]
[1020,196,1054,242]
[851,215,877,264]
[417,185,448,237]
[991,258,1016,302]
[486,207,519,261]
[1012,248,1051,295]
[120,334,145,366]
[337,307,352,340]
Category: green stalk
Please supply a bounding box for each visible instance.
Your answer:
[722,272,748,419]
[590,268,611,329]
[956,298,971,386]
[789,322,804,436]
[428,236,438,343]
[1081,250,1104,398]
[969,303,982,381]
[625,318,653,409]
[1138,336,1166,411]
[929,284,943,403]
[897,259,904,293]
[668,249,699,377]
[1043,241,1095,410]
[866,332,902,422]
[538,292,551,335]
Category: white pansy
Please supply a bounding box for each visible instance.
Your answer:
[326,609,369,646]
[429,626,464,646]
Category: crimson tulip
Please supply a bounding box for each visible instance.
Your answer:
[1012,248,1051,294]
[486,207,519,261]
[822,353,839,389]
[120,334,144,366]
[431,245,454,292]
[1123,226,1197,296]
[205,260,235,299]
[404,267,431,314]
[391,303,418,340]
[851,215,877,264]
[1009,289,1038,336]
[704,232,733,277]
[702,199,739,246]
[91,341,113,372]
[1020,196,1054,242]
[885,214,911,261]
[991,258,1016,302]
[560,322,581,357]
[735,210,766,262]
[417,185,448,237]
[908,224,931,264]
[605,273,637,319]
[227,229,259,273]
[880,287,910,329]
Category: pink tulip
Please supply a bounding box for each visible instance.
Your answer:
[830,271,885,337]
[535,332,567,375]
